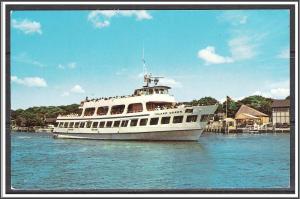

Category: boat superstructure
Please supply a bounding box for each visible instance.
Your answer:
[53,74,218,141]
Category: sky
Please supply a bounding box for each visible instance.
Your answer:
[10,10,290,109]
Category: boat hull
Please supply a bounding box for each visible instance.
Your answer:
[53,129,203,141]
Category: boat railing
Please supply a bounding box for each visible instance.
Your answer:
[58,113,79,118]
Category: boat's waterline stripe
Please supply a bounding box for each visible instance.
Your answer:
[53,128,203,135]
[57,114,150,121]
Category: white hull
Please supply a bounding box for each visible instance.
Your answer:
[53,129,203,141]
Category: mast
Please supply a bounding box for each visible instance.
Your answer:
[142,47,147,75]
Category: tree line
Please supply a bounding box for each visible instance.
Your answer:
[11,95,289,127]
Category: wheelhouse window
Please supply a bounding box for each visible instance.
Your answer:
[113,121,120,127]
[173,116,183,123]
[186,115,197,122]
[79,122,85,128]
[99,121,105,128]
[200,114,212,122]
[150,118,159,125]
[146,102,173,111]
[69,122,74,128]
[97,106,109,116]
[130,119,138,127]
[92,122,99,128]
[127,103,143,113]
[106,121,113,128]
[161,117,170,124]
[59,122,64,127]
[111,105,125,115]
[121,120,129,127]
[74,122,80,128]
[185,109,193,113]
[84,108,95,116]
[86,121,92,128]
[139,118,148,126]
[54,122,59,127]
[64,122,69,128]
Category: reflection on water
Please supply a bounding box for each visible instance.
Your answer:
[11,132,290,190]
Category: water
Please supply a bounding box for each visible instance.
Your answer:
[11,132,290,190]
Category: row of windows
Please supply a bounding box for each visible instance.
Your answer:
[57,115,199,128]
[273,116,290,124]
[82,103,194,116]
[272,112,289,117]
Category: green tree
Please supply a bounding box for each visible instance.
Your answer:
[239,95,273,116]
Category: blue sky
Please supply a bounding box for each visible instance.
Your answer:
[11,10,290,109]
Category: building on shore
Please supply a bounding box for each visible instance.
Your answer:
[235,104,269,128]
[271,99,290,128]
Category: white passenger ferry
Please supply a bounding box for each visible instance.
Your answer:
[53,73,218,141]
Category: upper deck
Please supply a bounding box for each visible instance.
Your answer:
[57,73,180,119]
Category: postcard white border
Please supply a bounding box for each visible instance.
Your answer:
[1,1,298,198]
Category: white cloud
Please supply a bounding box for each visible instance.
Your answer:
[58,62,77,69]
[277,48,289,59]
[62,85,85,97]
[198,36,256,65]
[61,91,70,97]
[270,88,289,98]
[12,19,42,34]
[88,10,152,28]
[251,90,271,98]
[159,77,182,88]
[251,80,290,99]
[218,11,248,25]
[12,53,45,67]
[70,85,85,93]
[197,46,233,65]
[11,76,47,87]
[228,36,255,60]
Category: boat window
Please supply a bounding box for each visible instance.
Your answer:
[59,122,64,127]
[86,121,92,128]
[161,117,171,124]
[139,118,148,126]
[99,121,105,128]
[74,122,80,128]
[200,114,213,122]
[155,89,159,94]
[92,122,99,128]
[185,109,193,113]
[111,105,125,115]
[84,108,95,116]
[69,122,74,128]
[106,121,113,128]
[77,109,83,116]
[54,122,59,127]
[186,115,198,122]
[127,103,143,113]
[173,116,183,124]
[121,120,129,127]
[150,118,159,125]
[149,89,153,94]
[64,122,69,128]
[146,102,173,111]
[80,122,85,128]
[96,106,109,116]
[130,119,138,127]
[113,121,120,127]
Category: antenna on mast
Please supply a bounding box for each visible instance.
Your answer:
[142,47,147,75]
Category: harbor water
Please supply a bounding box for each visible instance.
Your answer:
[11,132,290,190]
